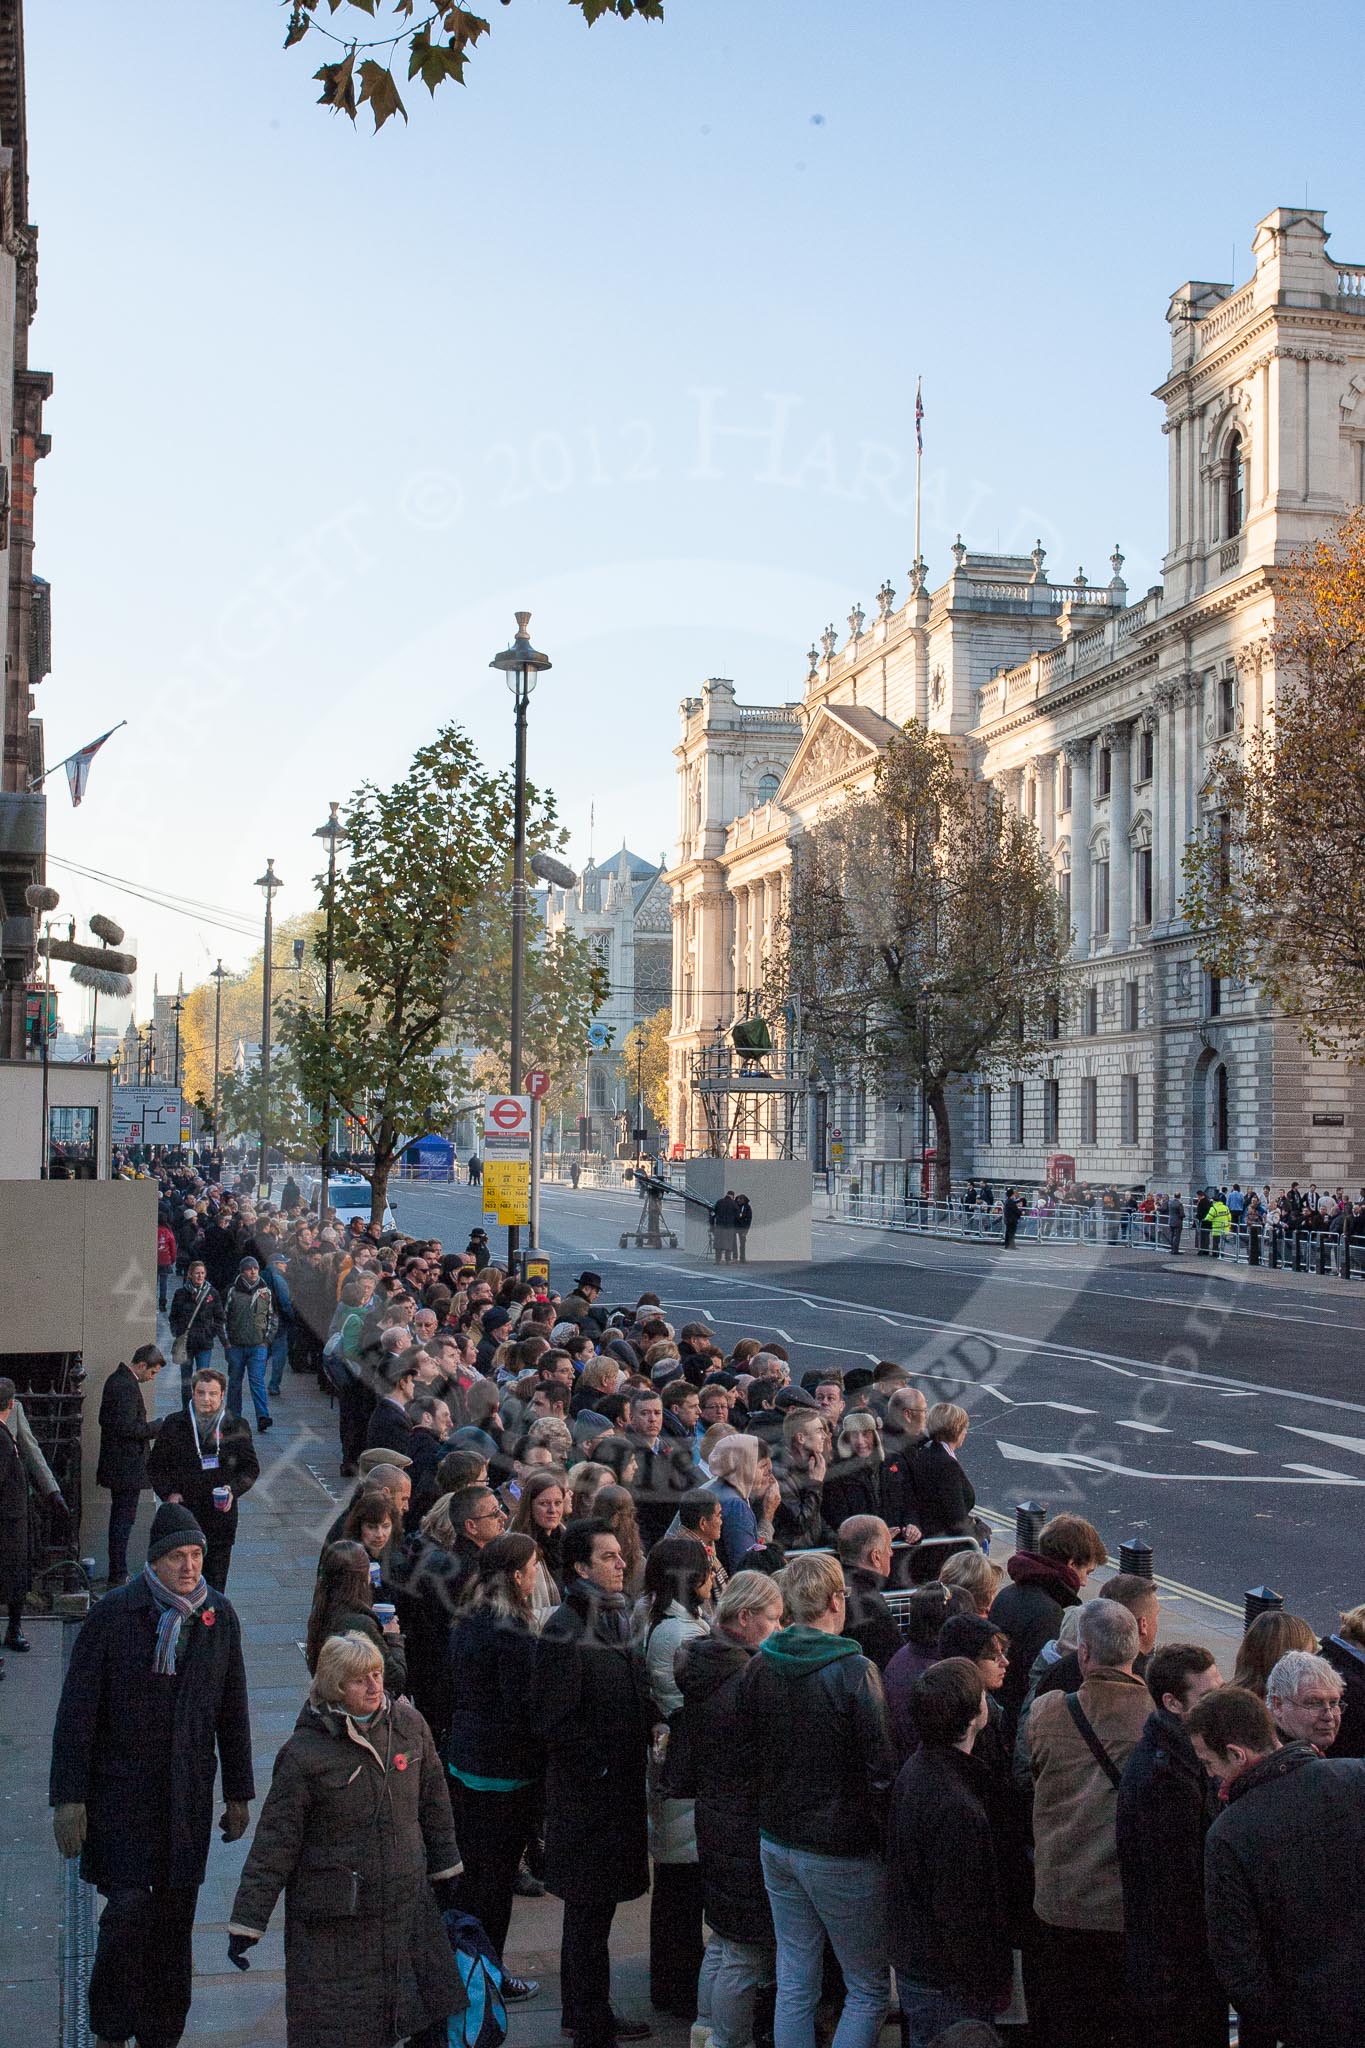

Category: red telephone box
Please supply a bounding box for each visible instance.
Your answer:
[1046,1152,1076,1190]
[919,1147,937,1196]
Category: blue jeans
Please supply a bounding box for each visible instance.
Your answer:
[898,1982,994,2048]
[697,1932,775,2048]
[180,1349,214,1408]
[267,1326,289,1395]
[225,1344,269,1424]
[759,1839,889,2048]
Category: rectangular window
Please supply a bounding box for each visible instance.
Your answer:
[1219,676,1236,736]
[1135,846,1153,927]
[1027,778,1038,822]
[1060,758,1072,813]
[1043,1078,1060,1144]
[1093,859,1110,936]
[1081,1076,1098,1144]
[1058,868,1072,924]
[1215,811,1232,895]
[1045,998,1060,1042]
[1097,747,1112,797]
[1209,973,1222,1017]
[1083,987,1098,1036]
[979,1085,993,1146]
[1120,1073,1140,1145]
[1009,1081,1025,1146]
[1123,979,1140,1032]
[1137,725,1154,782]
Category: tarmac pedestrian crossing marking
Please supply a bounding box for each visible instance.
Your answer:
[1193,1441,1258,1456]
[1277,1424,1365,1458]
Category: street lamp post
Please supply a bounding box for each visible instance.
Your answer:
[490,612,551,1269]
[313,802,345,1222]
[170,994,184,1089]
[255,859,282,1198]
[210,959,227,1143]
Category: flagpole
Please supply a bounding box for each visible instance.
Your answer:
[28,720,128,790]
[913,375,923,585]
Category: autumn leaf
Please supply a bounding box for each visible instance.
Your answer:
[283,7,311,49]
[359,58,408,129]
[407,27,461,93]
[315,48,358,118]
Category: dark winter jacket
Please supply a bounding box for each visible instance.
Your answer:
[821,1461,883,1532]
[229,1695,463,2048]
[366,1398,416,1459]
[907,1439,976,1539]
[1205,1743,1365,2047]
[631,1433,703,1551]
[446,1605,544,1786]
[880,1439,925,1534]
[773,1471,833,1551]
[990,1550,1083,1740]
[842,1565,902,1671]
[0,1419,31,1604]
[1116,1708,1227,2041]
[675,1629,773,1944]
[1320,1632,1365,1759]
[49,1575,254,1890]
[96,1363,159,1493]
[147,1409,260,1546]
[387,1533,479,1745]
[888,1744,1011,2002]
[736,1626,896,1857]
[537,1580,651,1904]
[883,1640,942,1760]
[168,1279,226,1356]
[223,1275,274,1349]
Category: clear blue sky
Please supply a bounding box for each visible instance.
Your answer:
[25,0,1362,1018]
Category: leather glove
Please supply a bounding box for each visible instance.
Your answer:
[53,1802,87,1860]
[220,1800,251,1843]
[227,1932,259,1972]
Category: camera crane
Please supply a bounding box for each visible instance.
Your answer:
[618,1167,714,1252]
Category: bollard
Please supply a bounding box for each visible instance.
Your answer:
[1244,1586,1284,1631]
[1344,1233,1353,1281]
[1120,1538,1154,1579]
[1318,1235,1332,1276]
[1293,1232,1304,1272]
[1268,1226,1280,1268]
[1015,1501,1048,1552]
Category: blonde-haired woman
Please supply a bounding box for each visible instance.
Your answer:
[908,1401,977,1538]
[228,1632,464,2048]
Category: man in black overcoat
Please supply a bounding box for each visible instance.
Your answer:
[50,1501,255,2048]
[96,1343,165,1586]
[539,1517,652,2048]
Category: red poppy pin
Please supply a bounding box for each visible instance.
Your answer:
[201,1608,216,1628]
[394,1753,408,1772]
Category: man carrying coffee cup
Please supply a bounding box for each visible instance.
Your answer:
[148,1367,260,1591]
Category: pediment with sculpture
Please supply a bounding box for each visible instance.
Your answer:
[776,704,900,811]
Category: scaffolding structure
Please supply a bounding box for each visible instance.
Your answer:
[687,1037,805,1159]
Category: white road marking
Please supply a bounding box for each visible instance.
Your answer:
[1278,1425,1365,1458]
[1040,1401,1098,1414]
[1193,1441,1257,1456]
[995,1440,1365,1484]
[1115,1420,1173,1435]
[981,1385,1013,1403]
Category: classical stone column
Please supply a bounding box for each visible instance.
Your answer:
[1065,737,1093,956]
[1033,751,1057,854]
[1103,721,1132,952]
[1150,685,1177,930]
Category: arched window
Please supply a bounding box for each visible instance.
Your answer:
[756,772,780,806]
[1225,434,1245,537]
[1212,1063,1229,1151]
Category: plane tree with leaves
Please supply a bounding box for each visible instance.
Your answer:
[1185,507,1365,1058]
[285,0,665,131]
[769,724,1068,1198]
[275,723,599,1221]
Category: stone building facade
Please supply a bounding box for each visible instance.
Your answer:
[666,205,1365,1191]
[544,845,671,1149]
[0,0,50,1058]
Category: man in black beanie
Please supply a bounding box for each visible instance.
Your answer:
[50,1500,254,2048]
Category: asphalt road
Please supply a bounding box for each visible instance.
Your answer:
[391,1179,1365,1631]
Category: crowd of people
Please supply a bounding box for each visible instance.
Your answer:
[42,1161,1365,2048]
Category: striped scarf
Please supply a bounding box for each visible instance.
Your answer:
[142,1563,208,1675]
